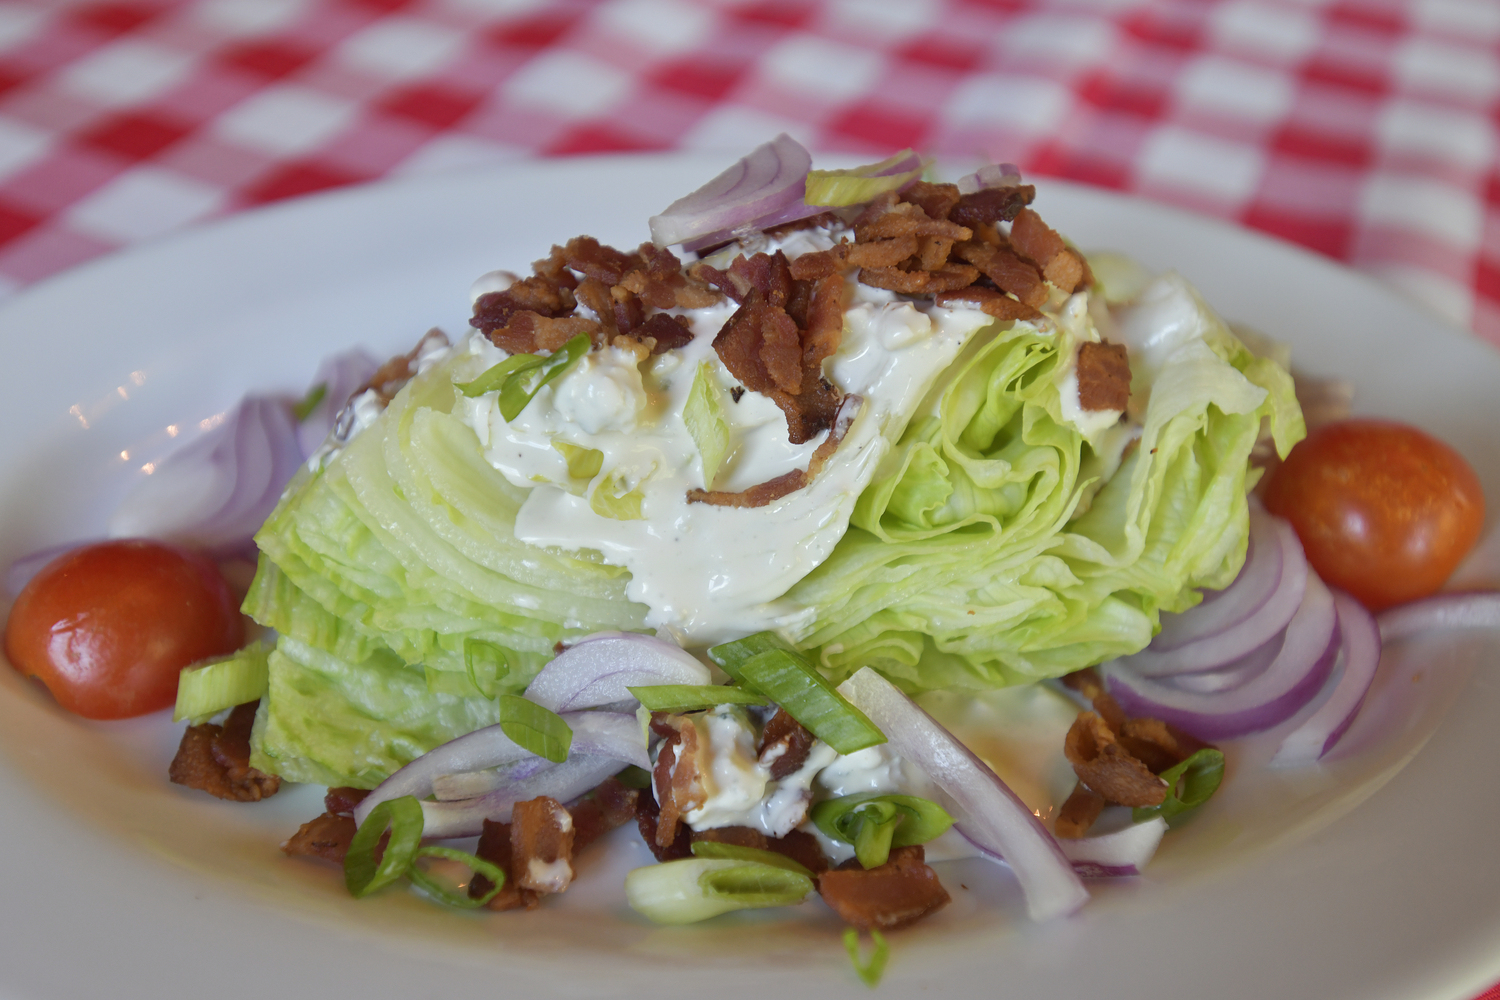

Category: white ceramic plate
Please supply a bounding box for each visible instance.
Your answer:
[1,155,1497,1000]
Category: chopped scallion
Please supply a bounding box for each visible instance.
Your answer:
[463,637,514,699]
[460,351,543,398]
[843,928,890,988]
[1133,748,1225,827]
[627,683,768,713]
[292,382,327,422]
[407,845,505,909]
[173,642,271,723]
[705,630,793,682]
[624,857,813,924]
[497,333,591,421]
[689,840,813,878]
[497,694,573,763]
[737,648,886,755]
[344,795,424,898]
[811,793,953,869]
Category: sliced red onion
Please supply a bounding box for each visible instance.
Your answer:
[106,395,304,559]
[1056,818,1168,878]
[523,632,710,713]
[1165,633,1283,694]
[649,134,815,248]
[955,162,1023,195]
[1376,591,1500,641]
[294,347,381,458]
[1104,569,1340,740]
[1272,591,1382,766]
[837,667,1088,922]
[1122,510,1307,677]
[420,754,624,838]
[354,709,647,825]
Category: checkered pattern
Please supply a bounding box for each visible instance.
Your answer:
[0,0,1493,346]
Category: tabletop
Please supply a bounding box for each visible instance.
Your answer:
[0,0,1494,997]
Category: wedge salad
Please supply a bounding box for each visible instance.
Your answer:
[5,138,1494,969]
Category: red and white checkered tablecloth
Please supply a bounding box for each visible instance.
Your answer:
[0,0,1496,995]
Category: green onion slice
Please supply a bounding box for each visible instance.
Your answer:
[463,638,514,699]
[843,928,890,988]
[624,857,813,924]
[460,351,543,398]
[406,845,505,909]
[627,683,768,713]
[344,795,425,898]
[292,381,328,422]
[698,862,813,907]
[173,642,271,723]
[811,793,954,869]
[1132,748,1225,827]
[689,840,813,878]
[497,332,591,421]
[497,694,573,763]
[736,648,886,755]
[705,630,794,682]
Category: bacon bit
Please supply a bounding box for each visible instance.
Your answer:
[916,235,955,272]
[688,260,743,302]
[731,250,795,307]
[786,246,845,281]
[855,200,971,243]
[758,708,815,780]
[817,845,951,931]
[948,185,1036,228]
[1054,782,1107,839]
[168,701,281,802]
[933,286,1042,321]
[1008,207,1090,293]
[358,328,451,403]
[846,236,920,269]
[471,280,572,338]
[857,263,979,295]
[281,813,358,863]
[651,715,706,849]
[1075,342,1131,412]
[765,211,840,238]
[470,819,539,911]
[771,829,830,874]
[759,306,803,394]
[562,236,641,286]
[570,776,639,852]
[900,180,962,221]
[489,311,600,355]
[634,312,695,354]
[952,240,1047,308]
[1060,668,1129,731]
[1064,712,1167,808]
[573,276,619,342]
[635,788,693,862]
[802,271,847,371]
[532,244,579,291]
[610,283,645,335]
[1118,717,1208,775]
[511,795,577,894]
[324,786,369,816]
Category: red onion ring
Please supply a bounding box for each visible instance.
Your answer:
[1272,592,1382,766]
[1104,569,1341,740]
[1056,817,1168,878]
[1122,507,1307,677]
[649,134,816,248]
[837,667,1088,922]
[523,632,710,713]
[1376,591,1500,641]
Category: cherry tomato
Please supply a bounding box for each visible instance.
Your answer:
[1263,419,1485,611]
[4,540,244,719]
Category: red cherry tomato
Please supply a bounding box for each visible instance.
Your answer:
[4,540,244,719]
[1263,419,1485,611]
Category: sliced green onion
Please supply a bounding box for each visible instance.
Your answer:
[614,765,653,789]
[682,361,730,488]
[497,332,591,421]
[627,683,768,713]
[292,381,328,422]
[625,858,813,924]
[843,928,890,988]
[811,793,954,869]
[173,642,271,723]
[406,845,505,909]
[737,648,886,755]
[497,694,573,763]
[1133,748,1225,827]
[344,795,425,898]
[460,351,543,398]
[463,637,514,699]
[690,840,813,878]
[589,470,646,520]
[805,149,923,207]
[706,630,793,682]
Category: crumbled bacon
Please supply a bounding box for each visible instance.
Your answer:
[933,285,1041,321]
[857,263,979,295]
[511,795,576,894]
[1054,782,1106,840]
[358,328,451,404]
[324,786,369,816]
[489,311,600,355]
[1076,341,1131,412]
[168,701,281,802]
[561,236,641,286]
[947,185,1036,228]
[471,819,538,911]
[817,845,951,930]
[1063,712,1167,809]
[686,826,830,874]
[687,394,860,507]
[952,240,1047,308]
[854,199,971,243]
[1009,207,1091,293]
[282,813,358,863]
[1060,668,1129,731]
[634,789,692,862]
[901,180,962,221]
[650,714,706,849]
[757,708,815,780]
